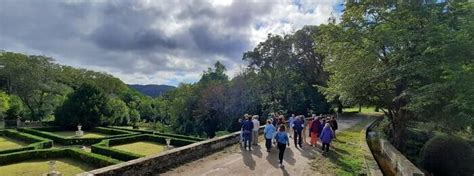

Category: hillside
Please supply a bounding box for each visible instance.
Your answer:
[128,84,175,97]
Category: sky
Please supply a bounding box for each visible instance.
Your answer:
[0,0,343,86]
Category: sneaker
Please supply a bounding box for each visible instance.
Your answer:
[278,163,284,168]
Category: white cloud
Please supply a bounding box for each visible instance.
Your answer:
[0,0,343,86]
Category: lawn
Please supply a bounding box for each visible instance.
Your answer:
[343,106,377,113]
[111,141,166,156]
[0,136,27,150]
[310,117,372,175]
[52,131,108,138]
[0,158,95,176]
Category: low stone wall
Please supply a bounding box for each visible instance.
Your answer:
[78,129,249,175]
[379,139,424,176]
[361,117,384,176]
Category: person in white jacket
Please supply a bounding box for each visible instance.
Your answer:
[252,115,260,145]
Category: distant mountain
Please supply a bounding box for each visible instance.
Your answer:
[128,84,176,97]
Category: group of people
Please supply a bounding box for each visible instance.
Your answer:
[239,113,339,168]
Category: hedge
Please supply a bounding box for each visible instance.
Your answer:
[110,126,204,142]
[17,127,139,145]
[0,129,53,155]
[0,148,120,168]
[91,134,196,161]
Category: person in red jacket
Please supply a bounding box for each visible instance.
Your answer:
[309,116,322,147]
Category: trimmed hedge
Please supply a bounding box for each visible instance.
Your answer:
[17,127,139,145]
[91,134,196,161]
[110,127,204,142]
[0,148,120,168]
[0,129,53,154]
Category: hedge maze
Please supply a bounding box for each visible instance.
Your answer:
[0,127,200,175]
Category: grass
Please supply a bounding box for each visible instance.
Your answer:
[52,131,108,138]
[0,136,27,150]
[0,158,95,176]
[344,106,376,114]
[310,117,372,175]
[111,141,166,156]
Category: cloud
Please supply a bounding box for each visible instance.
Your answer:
[0,0,342,86]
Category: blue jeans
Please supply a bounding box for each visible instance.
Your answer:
[243,131,252,149]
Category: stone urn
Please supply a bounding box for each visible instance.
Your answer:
[43,160,62,176]
[75,124,84,137]
[165,138,172,148]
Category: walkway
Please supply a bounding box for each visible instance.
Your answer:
[162,117,363,176]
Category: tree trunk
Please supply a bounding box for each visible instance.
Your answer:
[391,79,409,148]
[358,103,362,112]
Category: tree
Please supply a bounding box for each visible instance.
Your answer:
[106,98,130,125]
[55,83,110,129]
[317,1,474,147]
[0,91,10,118]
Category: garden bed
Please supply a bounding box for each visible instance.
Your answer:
[91,134,196,161]
[17,127,139,145]
[0,130,53,154]
[0,148,120,175]
[110,126,204,142]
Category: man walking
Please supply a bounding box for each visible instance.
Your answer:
[292,116,304,148]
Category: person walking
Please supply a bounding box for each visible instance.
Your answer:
[242,115,254,151]
[292,116,304,148]
[264,120,276,152]
[288,114,295,138]
[330,115,338,139]
[252,115,260,145]
[239,114,247,148]
[309,116,321,147]
[320,123,334,153]
[274,124,290,167]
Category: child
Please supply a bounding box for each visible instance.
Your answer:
[264,120,276,152]
[274,124,290,167]
[320,123,334,153]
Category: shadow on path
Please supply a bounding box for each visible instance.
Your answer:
[241,149,256,170]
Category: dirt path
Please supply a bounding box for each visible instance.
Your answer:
[162,117,363,176]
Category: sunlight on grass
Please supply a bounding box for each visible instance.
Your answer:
[52,131,107,138]
[0,158,95,176]
[311,118,372,175]
[0,136,27,150]
[111,141,166,156]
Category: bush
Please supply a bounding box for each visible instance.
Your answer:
[0,148,120,167]
[0,130,53,154]
[17,127,138,145]
[109,126,204,142]
[420,135,474,176]
[91,134,196,161]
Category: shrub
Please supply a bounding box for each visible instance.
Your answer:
[17,127,138,145]
[0,130,53,154]
[0,148,120,167]
[420,135,474,176]
[109,126,204,141]
[91,134,196,161]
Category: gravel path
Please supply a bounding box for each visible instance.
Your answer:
[162,117,363,176]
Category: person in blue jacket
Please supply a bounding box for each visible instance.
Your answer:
[292,116,304,148]
[320,123,334,153]
[263,119,276,152]
[274,124,290,167]
[241,115,254,151]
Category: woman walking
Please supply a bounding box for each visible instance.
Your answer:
[309,116,321,147]
[320,123,334,153]
[264,120,276,152]
[274,124,290,167]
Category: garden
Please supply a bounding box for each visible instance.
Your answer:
[0,126,202,175]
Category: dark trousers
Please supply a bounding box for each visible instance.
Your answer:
[277,142,286,164]
[265,138,272,150]
[243,131,252,150]
[322,142,330,152]
[294,130,302,146]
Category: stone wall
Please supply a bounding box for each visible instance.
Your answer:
[361,117,384,176]
[78,127,264,176]
[379,139,424,176]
